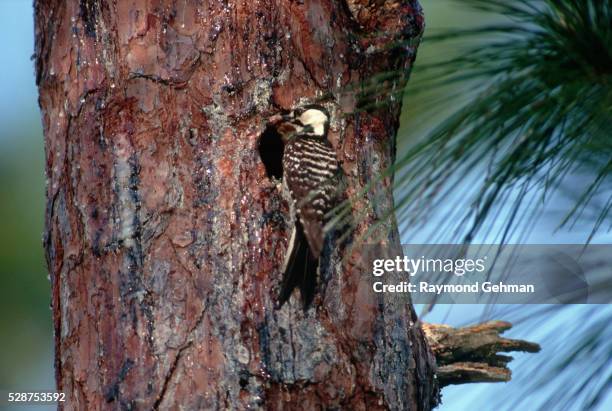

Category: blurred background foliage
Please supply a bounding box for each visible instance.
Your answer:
[0,0,609,410]
[0,0,53,395]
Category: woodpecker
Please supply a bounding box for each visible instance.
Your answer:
[271,104,343,309]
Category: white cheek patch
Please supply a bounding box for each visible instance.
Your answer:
[299,109,328,136]
[300,110,327,125]
[312,123,324,136]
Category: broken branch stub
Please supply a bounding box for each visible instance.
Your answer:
[422,320,541,387]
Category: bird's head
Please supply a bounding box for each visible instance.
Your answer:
[270,104,330,141]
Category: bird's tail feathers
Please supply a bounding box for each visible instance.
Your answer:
[278,221,318,310]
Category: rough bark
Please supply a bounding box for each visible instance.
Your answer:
[35,0,435,409]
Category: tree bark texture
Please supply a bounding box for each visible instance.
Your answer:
[35,1,434,409]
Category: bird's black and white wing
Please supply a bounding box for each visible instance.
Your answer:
[278,135,341,308]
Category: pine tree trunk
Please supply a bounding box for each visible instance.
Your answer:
[35,1,436,409]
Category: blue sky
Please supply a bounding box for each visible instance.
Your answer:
[0,0,40,140]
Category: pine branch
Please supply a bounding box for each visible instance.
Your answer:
[394,0,612,243]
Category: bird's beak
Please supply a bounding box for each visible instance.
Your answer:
[268,113,283,125]
[269,112,294,125]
